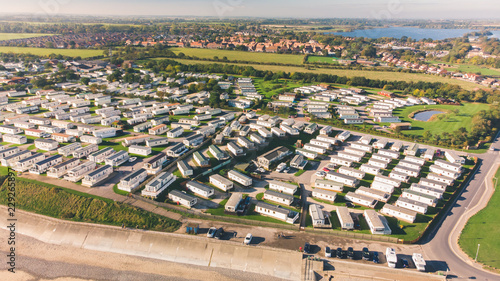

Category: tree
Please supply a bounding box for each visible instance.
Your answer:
[81,77,91,85]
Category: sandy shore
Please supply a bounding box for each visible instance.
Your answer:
[0,229,285,281]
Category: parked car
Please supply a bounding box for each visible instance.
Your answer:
[362,247,371,261]
[275,163,286,173]
[401,259,409,268]
[325,247,331,258]
[129,157,137,162]
[284,167,291,173]
[304,243,311,254]
[315,170,326,177]
[373,252,379,263]
[244,233,253,245]
[336,248,343,258]
[207,227,217,238]
[347,247,355,259]
[345,202,354,208]
[214,227,224,239]
[322,167,330,172]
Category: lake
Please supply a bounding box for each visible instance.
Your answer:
[412,110,445,121]
[328,27,479,40]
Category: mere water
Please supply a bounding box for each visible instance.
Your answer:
[413,110,445,121]
[327,27,500,40]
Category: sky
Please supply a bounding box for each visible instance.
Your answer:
[2,0,500,19]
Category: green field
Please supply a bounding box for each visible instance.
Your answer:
[0,177,181,232]
[0,33,52,41]
[307,56,339,64]
[170,58,483,91]
[459,167,500,271]
[169,47,305,65]
[0,46,104,58]
[447,65,500,76]
[391,103,491,136]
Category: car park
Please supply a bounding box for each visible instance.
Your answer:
[325,246,331,258]
[373,252,379,263]
[207,227,217,238]
[362,247,371,261]
[347,247,355,259]
[244,233,253,245]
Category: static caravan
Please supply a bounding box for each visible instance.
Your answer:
[434,159,462,173]
[237,137,254,149]
[312,188,337,203]
[373,139,388,149]
[58,143,82,157]
[423,148,435,161]
[419,178,448,191]
[25,129,49,138]
[398,160,422,171]
[3,134,27,145]
[64,161,96,182]
[168,190,197,208]
[405,156,426,166]
[1,150,31,167]
[228,170,252,186]
[51,133,75,143]
[166,143,188,157]
[82,165,114,187]
[186,181,215,198]
[295,148,317,159]
[378,149,400,159]
[167,127,184,138]
[389,171,410,183]
[129,145,152,156]
[345,192,377,208]
[143,152,167,175]
[309,204,329,228]
[410,183,444,199]
[123,135,150,146]
[391,142,402,152]
[88,147,115,163]
[374,175,402,188]
[47,158,80,178]
[209,174,233,191]
[225,193,243,213]
[209,145,228,161]
[404,143,419,156]
[343,147,366,157]
[316,135,338,145]
[93,128,117,138]
[355,186,390,203]
[192,151,209,167]
[30,155,63,174]
[271,127,286,137]
[337,151,362,162]
[330,156,354,167]
[14,153,45,172]
[303,144,327,154]
[381,204,417,223]
[350,142,372,153]
[336,206,354,230]
[314,179,343,193]
[117,168,148,192]
[320,125,333,135]
[268,180,298,195]
[104,150,129,166]
[0,125,23,134]
[326,171,359,187]
[368,159,388,169]
[177,160,193,177]
[142,171,177,198]
[338,166,365,179]
[393,165,420,177]
[371,180,396,194]
[146,137,169,147]
[402,189,438,207]
[364,209,391,235]
[336,131,351,142]
[34,138,59,151]
[429,165,461,179]
[427,173,455,186]
[254,202,299,224]
[227,141,244,156]
[445,150,465,164]
[359,136,372,145]
[264,190,294,206]
[371,153,392,163]
[0,147,20,159]
[359,164,381,175]
[257,127,272,138]
[80,135,102,145]
[396,197,428,214]
[310,139,332,149]
[66,129,83,137]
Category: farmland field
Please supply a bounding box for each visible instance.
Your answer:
[168,47,305,65]
[459,167,500,271]
[0,46,104,58]
[0,33,52,41]
[390,103,490,136]
[169,58,484,91]
[447,64,500,76]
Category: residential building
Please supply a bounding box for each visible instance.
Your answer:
[64,161,96,182]
[177,160,193,177]
[166,143,188,157]
[168,190,197,208]
[80,135,102,144]
[364,209,391,235]
[381,204,417,223]
[30,155,63,174]
[209,174,233,191]
[254,202,299,224]
[312,189,337,203]
[146,137,169,147]
[338,166,365,179]
[186,181,214,198]
[326,171,359,187]
[143,152,168,175]
[314,179,344,193]
[34,139,59,151]
[356,186,391,202]
[88,147,115,163]
[309,204,329,228]
[228,170,252,186]
[445,151,465,164]
[264,190,294,205]
[167,127,184,138]
[225,193,242,213]
[345,192,378,208]
[105,150,129,166]
[129,145,152,156]
[47,158,80,178]
[396,197,428,214]
[402,189,438,207]
[15,153,45,172]
[268,180,298,195]
[256,146,291,170]
[336,206,354,230]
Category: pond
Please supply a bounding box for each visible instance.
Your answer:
[412,110,445,121]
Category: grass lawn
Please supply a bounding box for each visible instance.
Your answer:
[168,47,305,65]
[446,64,500,76]
[390,103,491,136]
[0,176,181,232]
[0,46,104,58]
[205,202,290,225]
[169,58,484,91]
[253,77,310,99]
[0,33,52,41]
[459,167,500,271]
[307,56,339,64]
